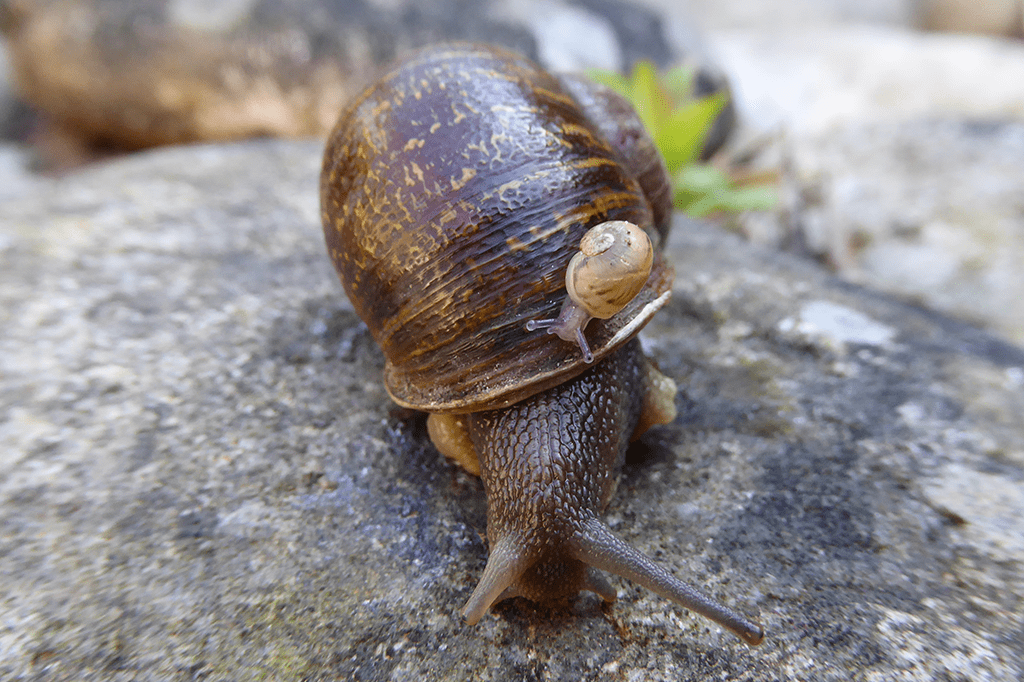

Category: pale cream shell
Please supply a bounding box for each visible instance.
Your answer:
[565,221,654,319]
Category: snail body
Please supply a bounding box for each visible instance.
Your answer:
[320,43,763,645]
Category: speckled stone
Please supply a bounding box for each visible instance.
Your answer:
[785,120,1024,346]
[1,141,1022,680]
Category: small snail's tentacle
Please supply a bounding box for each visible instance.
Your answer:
[572,327,593,364]
[525,300,594,362]
[461,534,536,625]
[570,517,765,646]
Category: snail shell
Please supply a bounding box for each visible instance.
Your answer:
[321,42,673,413]
[567,221,654,319]
[526,220,654,362]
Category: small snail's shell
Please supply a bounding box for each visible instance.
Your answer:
[321,43,673,413]
[566,221,653,319]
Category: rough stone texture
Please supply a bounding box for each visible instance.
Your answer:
[2,141,1023,680]
[714,26,1024,136]
[783,120,1024,346]
[0,143,36,199]
[0,41,13,134]
[919,0,1024,37]
[671,0,1023,34]
[0,40,34,144]
[680,0,919,30]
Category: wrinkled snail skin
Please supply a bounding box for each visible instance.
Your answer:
[462,340,647,622]
[463,339,764,646]
[319,42,764,645]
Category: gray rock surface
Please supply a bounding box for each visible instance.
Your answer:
[0,41,13,136]
[712,24,1024,346]
[715,25,1024,137]
[676,0,1023,34]
[0,143,37,200]
[783,120,1024,346]
[678,0,919,28]
[2,141,1023,680]
[919,0,1024,37]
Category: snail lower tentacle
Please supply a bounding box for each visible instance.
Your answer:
[570,517,765,645]
[525,299,595,362]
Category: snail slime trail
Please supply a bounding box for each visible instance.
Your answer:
[320,41,764,645]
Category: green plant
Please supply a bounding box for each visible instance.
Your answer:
[588,61,776,217]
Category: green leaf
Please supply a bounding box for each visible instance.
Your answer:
[627,61,671,136]
[587,62,777,218]
[654,92,727,174]
[719,185,779,213]
[660,65,696,106]
[674,165,778,217]
[585,69,630,96]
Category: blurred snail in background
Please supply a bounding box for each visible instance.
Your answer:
[320,42,764,645]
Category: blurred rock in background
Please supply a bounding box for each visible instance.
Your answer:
[658,0,1024,345]
[2,2,1021,336]
[0,0,724,154]
[919,0,1024,37]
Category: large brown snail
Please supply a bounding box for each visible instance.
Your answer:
[320,42,764,645]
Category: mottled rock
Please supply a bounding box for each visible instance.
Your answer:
[1,141,1022,680]
[713,25,1024,345]
[785,120,1024,346]
[0,40,13,135]
[0,40,35,143]
[683,0,919,29]
[0,142,37,199]
[919,0,1024,37]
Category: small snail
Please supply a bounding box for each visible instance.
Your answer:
[526,220,653,363]
[320,43,764,645]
